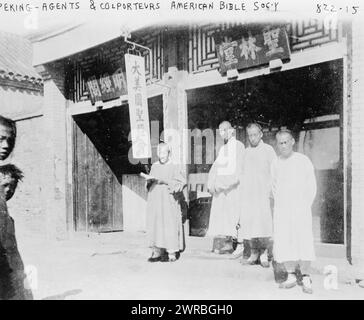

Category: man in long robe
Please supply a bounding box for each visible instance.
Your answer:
[146,143,186,262]
[235,123,276,267]
[271,129,317,294]
[206,121,245,253]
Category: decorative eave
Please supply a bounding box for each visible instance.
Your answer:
[0,69,43,91]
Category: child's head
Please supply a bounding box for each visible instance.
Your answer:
[157,142,171,164]
[0,116,17,160]
[0,164,23,201]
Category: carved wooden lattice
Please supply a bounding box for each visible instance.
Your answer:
[68,20,339,102]
[287,19,339,50]
[188,23,239,73]
[69,32,164,103]
[135,31,164,82]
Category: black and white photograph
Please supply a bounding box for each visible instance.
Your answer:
[0,0,364,302]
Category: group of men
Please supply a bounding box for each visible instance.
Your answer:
[207,121,317,294]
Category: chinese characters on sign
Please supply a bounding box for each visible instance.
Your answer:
[215,26,291,75]
[86,72,128,104]
[125,54,152,159]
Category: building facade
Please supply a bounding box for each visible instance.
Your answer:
[30,19,364,274]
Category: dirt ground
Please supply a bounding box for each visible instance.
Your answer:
[12,229,364,300]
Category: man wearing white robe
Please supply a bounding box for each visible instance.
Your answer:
[207,121,245,253]
[271,129,317,294]
[235,123,276,267]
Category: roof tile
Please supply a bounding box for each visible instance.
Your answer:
[0,31,43,85]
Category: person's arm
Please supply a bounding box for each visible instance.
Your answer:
[270,159,277,200]
[169,167,187,193]
[0,185,7,215]
[143,165,157,191]
[237,141,245,179]
[0,186,8,245]
[266,145,278,195]
[304,158,317,205]
[207,160,217,195]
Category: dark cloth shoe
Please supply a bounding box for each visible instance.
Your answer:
[161,253,178,262]
[147,256,162,262]
[272,260,288,284]
[160,251,174,262]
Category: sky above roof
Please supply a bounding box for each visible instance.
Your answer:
[0,0,349,38]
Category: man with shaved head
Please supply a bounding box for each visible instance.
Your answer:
[271,129,317,294]
[207,121,245,253]
[236,123,276,267]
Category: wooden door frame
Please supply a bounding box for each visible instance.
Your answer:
[67,91,166,234]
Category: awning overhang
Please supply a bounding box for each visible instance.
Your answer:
[32,20,152,66]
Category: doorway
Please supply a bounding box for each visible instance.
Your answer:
[187,59,344,247]
[72,95,164,232]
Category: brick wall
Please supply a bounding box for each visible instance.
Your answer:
[37,62,69,240]
[0,85,42,119]
[351,20,364,267]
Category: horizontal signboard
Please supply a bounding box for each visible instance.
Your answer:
[86,72,128,104]
[215,25,291,74]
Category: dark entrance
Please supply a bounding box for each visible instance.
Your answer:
[187,59,344,245]
[73,95,163,232]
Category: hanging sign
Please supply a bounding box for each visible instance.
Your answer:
[86,72,128,104]
[215,25,291,75]
[125,53,152,159]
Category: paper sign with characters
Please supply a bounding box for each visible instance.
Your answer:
[215,25,291,74]
[125,53,152,159]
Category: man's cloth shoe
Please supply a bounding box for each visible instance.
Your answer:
[260,250,270,268]
[148,256,162,262]
[279,273,297,289]
[231,244,245,259]
[241,252,259,265]
[301,275,313,294]
[168,253,177,262]
[247,252,260,265]
[160,252,178,262]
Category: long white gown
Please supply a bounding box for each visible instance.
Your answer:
[271,152,317,263]
[239,141,276,240]
[206,137,245,238]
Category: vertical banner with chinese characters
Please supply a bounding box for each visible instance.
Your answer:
[215,25,291,75]
[125,54,152,159]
